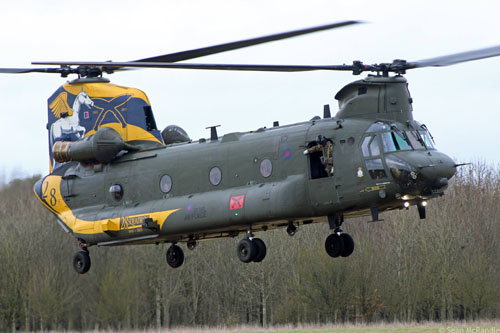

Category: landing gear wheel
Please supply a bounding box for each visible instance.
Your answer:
[237,238,257,263]
[340,233,355,257]
[252,238,267,263]
[73,251,91,274]
[325,233,344,258]
[166,244,184,268]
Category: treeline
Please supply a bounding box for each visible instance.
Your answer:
[0,163,499,331]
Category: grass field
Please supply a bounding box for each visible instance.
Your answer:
[83,321,499,333]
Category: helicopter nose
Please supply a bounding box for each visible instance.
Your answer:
[417,151,456,189]
[385,151,456,195]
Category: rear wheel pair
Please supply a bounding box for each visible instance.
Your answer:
[325,233,355,257]
[237,238,267,263]
[73,250,91,274]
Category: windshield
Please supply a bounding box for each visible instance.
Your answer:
[407,131,426,149]
[368,122,436,152]
[419,130,435,149]
[381,131,411,152]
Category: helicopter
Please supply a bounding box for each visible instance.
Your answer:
[2,20,499,274]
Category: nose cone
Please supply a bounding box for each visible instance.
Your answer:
[386,150,456,196]
[418,151,456,188]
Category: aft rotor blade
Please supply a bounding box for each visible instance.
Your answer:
[409,45,500,68]
[31,61,364,72]
[134,20,361,63]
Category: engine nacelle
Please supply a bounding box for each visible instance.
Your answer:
[53,127,127,164]
[161,125,191,145]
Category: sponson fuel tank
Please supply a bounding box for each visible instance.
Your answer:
[52,127,132,164]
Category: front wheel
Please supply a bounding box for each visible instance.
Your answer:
[237,238,257,263]
[340,233,355,257]
[325,234,344,258]
[73,251,91,274]
[252,238,267,263]
[166,244,184,268]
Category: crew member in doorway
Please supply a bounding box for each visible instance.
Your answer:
[303,135,334,175]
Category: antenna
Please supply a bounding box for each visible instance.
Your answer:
[206,125,221,141]
[323,105,331,118]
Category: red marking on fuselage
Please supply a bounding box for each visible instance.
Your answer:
[230,195,245,210]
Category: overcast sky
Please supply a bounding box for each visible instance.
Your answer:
[1,0,499,181]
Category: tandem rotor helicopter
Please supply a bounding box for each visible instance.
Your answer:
[2,20,499,274]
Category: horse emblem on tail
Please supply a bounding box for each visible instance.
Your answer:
[49,89,94,168]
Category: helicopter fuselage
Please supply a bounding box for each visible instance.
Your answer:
[34,113,455,247]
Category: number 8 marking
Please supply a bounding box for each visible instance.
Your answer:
[42,180,57,206]
[50,188,57,206]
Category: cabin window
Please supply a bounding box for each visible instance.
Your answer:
[260,158,273,178]
[109,184,123,201]
[209,167,222,186]
[160,174,173,193]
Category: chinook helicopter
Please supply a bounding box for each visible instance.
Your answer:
[2,20,499,274]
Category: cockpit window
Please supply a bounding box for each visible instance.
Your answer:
[415,122,436,149]
[381,132,396,152]
[370,121,436,152]
[367,122,390,133]
[366,159,387,179]
[381,132,411,152]
[407,131,426,149]
[370,137,380,156]
[362,137,371,157]
[394,132,410,150]
[419,130,435,149]
[362,136,380,157]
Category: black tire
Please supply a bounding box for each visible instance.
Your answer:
[325,233,344,258]
[252,238,267,263]
[237,238,257,263]
[73,251,91,274]
[166,245,184,268]
[340,233,355,257]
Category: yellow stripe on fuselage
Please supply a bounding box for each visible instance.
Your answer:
[34,175,179,235]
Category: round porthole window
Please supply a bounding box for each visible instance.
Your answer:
[160,174,173,193]
[260,158,273,178]
[209,167,222,186]
[109,184,123,201]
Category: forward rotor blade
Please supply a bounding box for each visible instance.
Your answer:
[134,20,361,63]
[31,61,361,72]
[0,67,61,74]
[0,66,131,76]
[410,45,500,68]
